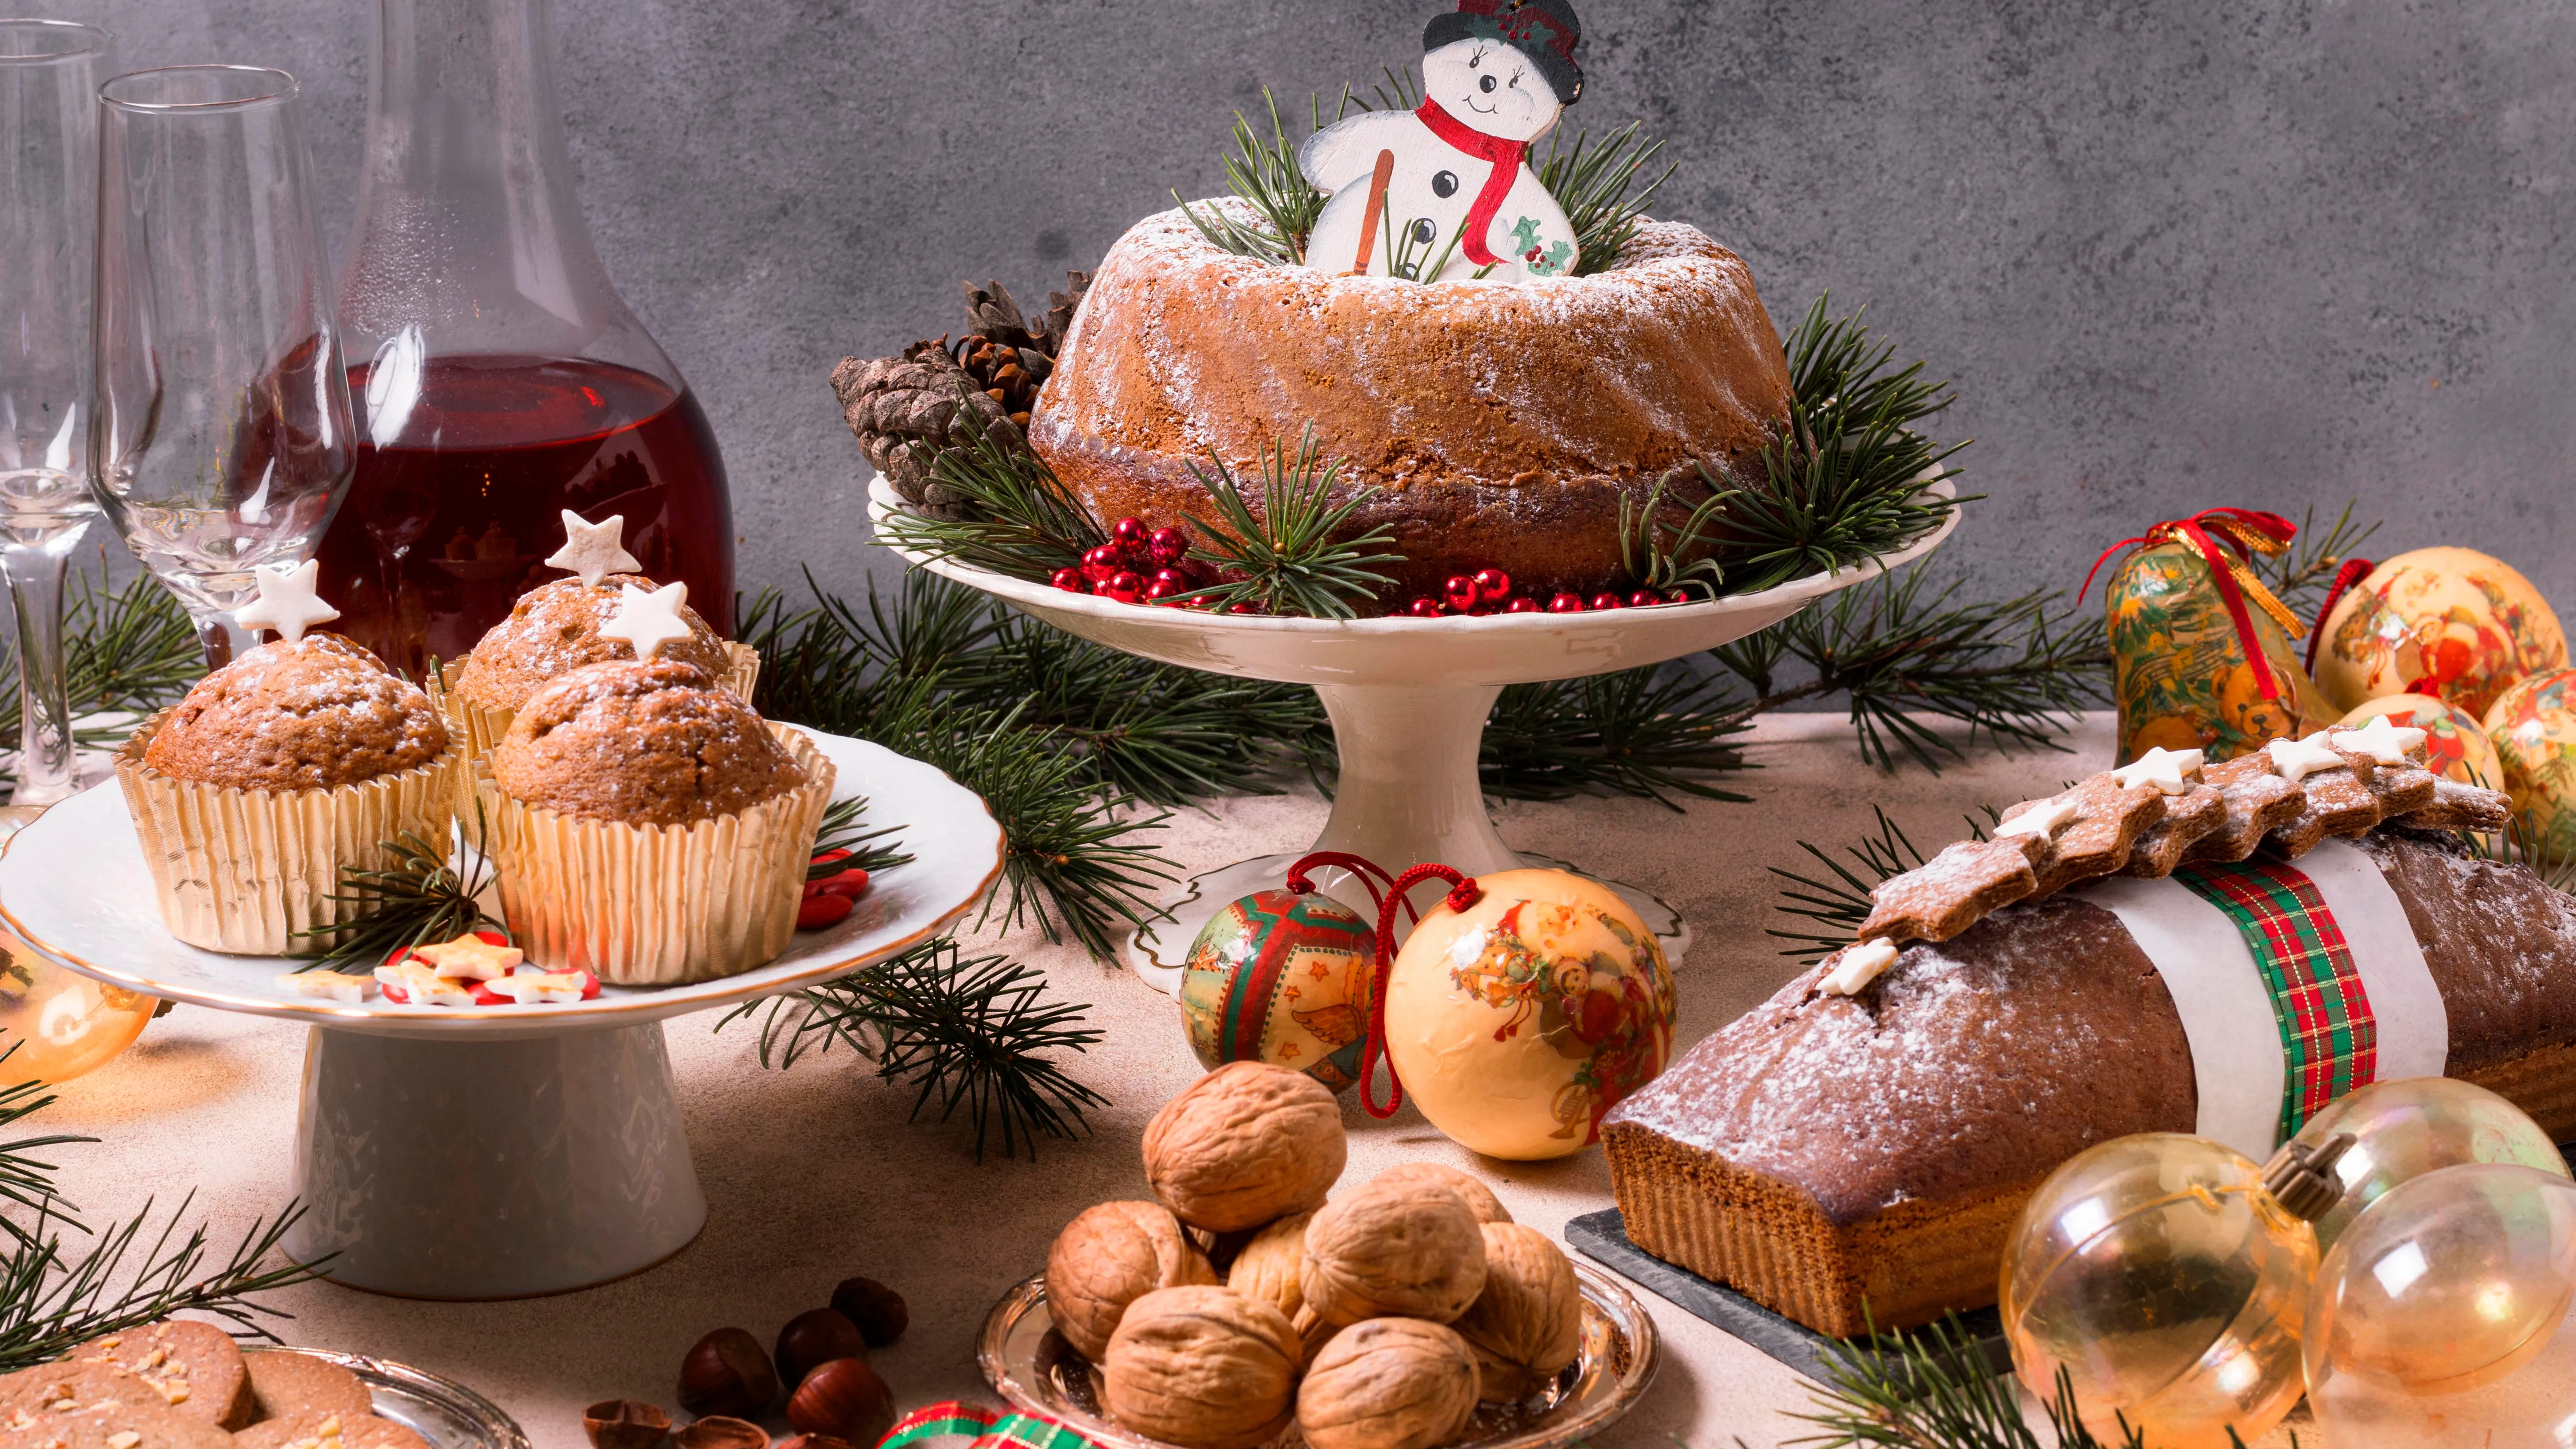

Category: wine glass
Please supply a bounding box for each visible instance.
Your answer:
[0,20,113,809]
[90,65,353,668]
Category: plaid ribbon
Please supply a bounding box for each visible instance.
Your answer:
[874,1403,1099,1449]
[2175,856,2379,1143]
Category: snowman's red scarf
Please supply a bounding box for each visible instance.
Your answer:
[1413,98,1529,267]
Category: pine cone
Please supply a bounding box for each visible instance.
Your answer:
[954,274,1094,426]
[828,338,1013,518]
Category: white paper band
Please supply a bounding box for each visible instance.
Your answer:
[2081,842,2447,1160]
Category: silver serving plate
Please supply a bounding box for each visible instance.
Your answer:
[249,1347,528,1449]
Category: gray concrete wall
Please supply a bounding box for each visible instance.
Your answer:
[55,0,2576,612]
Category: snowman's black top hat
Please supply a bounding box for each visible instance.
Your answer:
[1426,0,1583,106]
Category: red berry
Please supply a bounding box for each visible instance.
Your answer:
[1506,597,1541,613]
[1049,567,1088,593]
[1112,517,1148,548]
[1473,568,1511,600]
[1148,527,1190,566]
[1548,592,1586,613]
[1628,589,1663,608]
[1590,592,1625,611]
[1667,589,1694,605]
[798,893,855,930]
[1407,597,1443,619]
[1107,571,1144,604]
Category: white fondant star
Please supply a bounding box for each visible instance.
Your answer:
[231,560,340,642]
[599,580,693,661]
[544,510,641,589]
[1820,938,1901,996]
[2332,713,2429,766]
[277,972,373,1002]
[1996,797,2079,839]
[2267,732,2350,783]
[2111,746,2207,795]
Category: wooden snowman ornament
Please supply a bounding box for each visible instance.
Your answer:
[1299,0,1585,281]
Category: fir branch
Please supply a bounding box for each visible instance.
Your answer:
[2258,499,2381,622]
[0,1199,320,1371]
[1618,477,1730,599]
[1480,665,1755,807]
[1536,120,1676,273]
[871,406,1103,580]
[287,805,503,975]
[1177,89,1340,265]
[1767,807,1934,962]
[1710,566,2110,774]
[810,795,912,879]
[0,564,203,754]
[1182,427,1404,619]
[0,1068,87,1245]
[720,937,1105,1163]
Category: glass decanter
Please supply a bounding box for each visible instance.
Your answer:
[319,0,735,680]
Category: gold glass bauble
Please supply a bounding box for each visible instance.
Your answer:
[2001,1134,2315,1449]
[2336,694,2504,789]
[2107,540,2338,765]
[2483,666,2576,859]
[0,927,152,1082]
[1381,869,1674,1161]
[2286,1076,2570,1253]
[2315,547,2566,719]
[2305,1163,2576,1446]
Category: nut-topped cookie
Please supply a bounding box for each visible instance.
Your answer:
[454,575,730,718]
[490,660,807,828]
[143,636,445,792]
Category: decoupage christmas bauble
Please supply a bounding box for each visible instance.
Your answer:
[2316,547,2567,719]
[2304,1163,2576,1446]
[2484,667,2576,857]
[0,925,152,1082]
[2001,1134,2315,1449]
[2108,538,2338,764]
[2284,1076,2570,1252]
[1381,868,1674,1160]
[1179,890,1376,1091]
[2337,694,2504,790]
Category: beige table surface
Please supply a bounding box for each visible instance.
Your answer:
[20,710,2309,1449]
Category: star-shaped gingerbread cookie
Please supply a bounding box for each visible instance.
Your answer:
[1859,838,2039,944]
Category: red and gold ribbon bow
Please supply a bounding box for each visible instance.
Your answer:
[2083,507,2308,702]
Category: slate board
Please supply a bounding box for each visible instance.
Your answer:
[1563,1207,2010,1387]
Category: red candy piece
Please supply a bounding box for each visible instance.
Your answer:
[1472,568,1511,600]
[469,981,510,1006]
[811,868,871,899]
[799,893,855,930]
[1406,597,1443,619]
[1589,592,1625,611]
[1442,575,1478,613]
[1548,592,1586,613]
[1628,589,1663,609]
[1049,567,1088,594]
[1505,597,1541,613]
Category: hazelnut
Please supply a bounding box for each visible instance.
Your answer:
[1101,1286,1301,1449]
[582,1400,671,1449]
[1450,1224,1582,1401]
[1046,1200,1218,1361]
[1296,1318,1481,1449]
[786,1358,894,1448]
[775,1308,868,1389]
[1368,1162,1510,1226]
[677,1328,779,1418]
[674,1418,768,1449]
[774,1438,858,1449]
[1225,1211,1313,1325]
[1143,1062,1346,1232]
[1301,1176,1488,1326]
[828,1276,909,1347]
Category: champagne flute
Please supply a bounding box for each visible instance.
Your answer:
[91,65,353,668]
[0,20,113,808]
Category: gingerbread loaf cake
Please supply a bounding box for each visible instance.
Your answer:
[1029,205,1794,601]
[1601,731,2576,1338]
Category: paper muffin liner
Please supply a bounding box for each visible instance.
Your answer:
[116,711,465,956]
[473,724,833,986]
[436,643,764,768]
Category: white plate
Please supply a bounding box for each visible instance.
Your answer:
[0,728,1002,1039]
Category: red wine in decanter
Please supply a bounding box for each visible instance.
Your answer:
[315,354,736,681]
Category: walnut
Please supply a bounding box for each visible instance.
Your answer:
[1449,1224,1582,1401]
[1300,1175,1488,1326]
[1143,1062,1346,1232]
[1367,1162,1510,1225]
[1045,1201,1218,1361]
[1100,1286,1301,1449]
[1296,1318,1481,1449]
[1225,1210,1312,1322]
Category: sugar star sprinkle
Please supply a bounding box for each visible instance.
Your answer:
[230,560,340,642]
[277,973,374,1003]
[483,969,591,1004]
[2267,732,2350,783]
[372,961,474,1007]
[2111,746,2206,795]
[411,932,523,981]
[2332,713,2429,765]
[1820,938,1901,996]
[1995,796,2080,839]
[599,580,692,660]
[544,509,641,589]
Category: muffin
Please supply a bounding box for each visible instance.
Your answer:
[442,574,758,757]
[118,635,461,954]
[474,659,833,984]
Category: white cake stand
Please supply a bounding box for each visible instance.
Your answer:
[0,729,1001,1299]
[870,478,1958,990]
